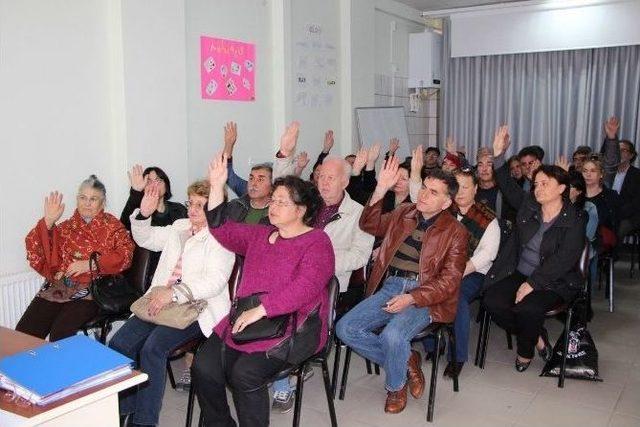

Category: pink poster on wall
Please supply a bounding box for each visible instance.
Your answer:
[200,36,256,101]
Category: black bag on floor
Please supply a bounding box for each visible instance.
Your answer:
[541,324,602,381]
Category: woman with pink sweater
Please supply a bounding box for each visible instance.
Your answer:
[192,153,335,427]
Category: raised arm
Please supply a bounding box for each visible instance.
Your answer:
[120,165,148,230]
[409,145,424,202]
[492,125,528,210]
[25,192,66,280]
[359,155,402,237]
[601,116,621,187]
[273,122,300,179]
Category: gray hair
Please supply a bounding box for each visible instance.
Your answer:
[79,175,106,199]
[322,156,352,181]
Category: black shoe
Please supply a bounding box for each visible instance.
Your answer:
[443,361,464,378]
[537,328,553,362]
[515,357,531,372]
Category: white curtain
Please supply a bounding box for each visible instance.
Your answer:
[441,18,640,164]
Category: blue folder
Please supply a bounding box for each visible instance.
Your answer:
[0,335,133,401]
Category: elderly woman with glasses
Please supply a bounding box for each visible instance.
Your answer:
[17,175,135,341]
[109,179,235,427]
[192,153,335,427]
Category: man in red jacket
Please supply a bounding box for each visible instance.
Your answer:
[336,154,468,414]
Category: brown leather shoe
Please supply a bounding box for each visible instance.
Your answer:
[407,350,425,399]
[384,385,408,414]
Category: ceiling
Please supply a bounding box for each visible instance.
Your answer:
[395,0,527,12]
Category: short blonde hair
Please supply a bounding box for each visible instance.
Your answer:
[187,180,210,198]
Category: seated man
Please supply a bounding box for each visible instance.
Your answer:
[517,145,544,192]
[271,122,374,412]
[336,154,468,414]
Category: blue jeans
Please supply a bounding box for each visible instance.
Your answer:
[335,276,431,392]
[109,316,202,426]
[423,272,484,362]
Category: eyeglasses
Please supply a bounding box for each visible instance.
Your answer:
[270,199,296,208]
[77,195,102,204]
[148,177,164,184]
[184,200,206,210]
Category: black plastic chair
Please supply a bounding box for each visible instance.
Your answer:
[338,321,457,422]
[81,246,153,343]
[475,244,590,388]
[186,276,339,427]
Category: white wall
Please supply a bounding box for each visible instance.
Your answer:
[185,0,275,184]
[449,0,640,58]
[289,0,343,162]
[0,0,115,275]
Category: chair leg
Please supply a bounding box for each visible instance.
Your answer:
[448,327,459,393]
[427,328,443,422]
[167,360,177,389]
[292,365,306,427]
[374,363,380,375]
[480,311,491,369]
[321,360,338,427]
[559,308,573,388]
[185,382,196,427]
[608,258,614,313]
[474,307,486,366]
[339,346,352,400]
[505,330,513,350]
[365,358,372,374]
[331,340,342,399]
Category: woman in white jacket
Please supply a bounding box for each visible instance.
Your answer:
[110,180,234,427]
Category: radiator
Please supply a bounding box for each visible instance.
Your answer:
[0,272,42,329]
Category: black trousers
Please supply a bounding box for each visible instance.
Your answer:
[191,333,285,427]
[482,272,562,359]
[16,296,99,341]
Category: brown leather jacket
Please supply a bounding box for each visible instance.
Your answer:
[360,200,469,323]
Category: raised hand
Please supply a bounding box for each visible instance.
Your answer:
[223,121,238,156]
[208,151,229,190]
[377,155,402,193]
[323,130,334,153]
[555,155,569,172]
[388,137,400,155]
[492,125,510,157]
[604,116,619,140]
[445,136,457,154]
[294,151,310,176]
[366,142,381,170]
[140,183,160,217]
[410,145,424,182]
[352,147,368,176]
[44,191,65,229]
[128,164,147,192]
[279,121,300,157]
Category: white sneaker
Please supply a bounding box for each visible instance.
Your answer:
[272,390,294,413]
[175,368,191,392]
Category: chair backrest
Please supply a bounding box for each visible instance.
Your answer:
[227,258,243,300]
[321,276,340,356]
[125,246,153,295]
[577,242,590,292]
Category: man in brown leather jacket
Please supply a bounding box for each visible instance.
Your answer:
[336,154,468,414]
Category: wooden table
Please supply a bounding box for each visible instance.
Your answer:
[0,327,147,426]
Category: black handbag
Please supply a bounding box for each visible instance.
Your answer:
[229,293,289,343]
[89,252,140,314]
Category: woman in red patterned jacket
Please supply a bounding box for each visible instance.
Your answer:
[17,175,134,341]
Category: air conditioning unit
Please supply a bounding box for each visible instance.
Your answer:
[408,30,442,89]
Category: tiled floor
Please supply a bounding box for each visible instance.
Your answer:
[159,258,640,426]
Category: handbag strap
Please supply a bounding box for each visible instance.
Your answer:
[173,282,195,303]
[89,252,101,281]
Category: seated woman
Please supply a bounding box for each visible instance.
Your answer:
[17,175,134,341]
[120,165,187,230]
[424,169,500,377]
[582,158,620,254]
[109,179,235,427]
[485,126,586,371]
[192,153,334,427]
